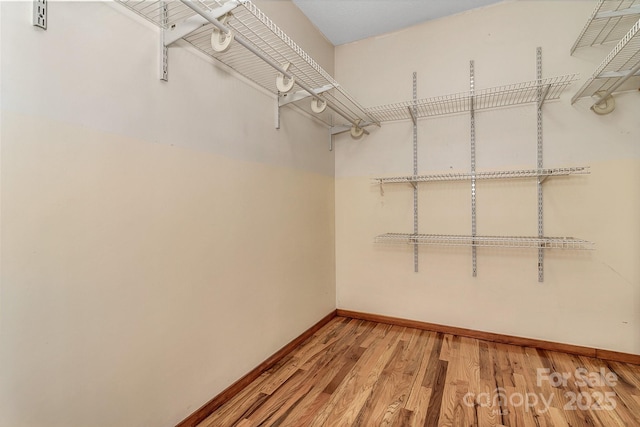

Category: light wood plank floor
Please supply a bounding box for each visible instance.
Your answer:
[198,317,640,426]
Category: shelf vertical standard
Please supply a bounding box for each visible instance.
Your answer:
[412,72,419,273]
[159,1,168,81]
[32,0,47,30]
[470,61,477,277]
[537,47,544,283]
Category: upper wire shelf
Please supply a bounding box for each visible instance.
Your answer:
[375,233,594,250]
[572,18,640,103]
[571,0,640,54]
[373,167,590,185]
[115,0,378,129]
[365,75,577,123]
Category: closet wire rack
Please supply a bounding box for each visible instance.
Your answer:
[115,0,378,129]
[373,167,590,185]
[365,74,577,123]
[571,0,640,53]
[375,234,594,250]
[572,18,640,102]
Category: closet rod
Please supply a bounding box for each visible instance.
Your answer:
[180,0,365,129]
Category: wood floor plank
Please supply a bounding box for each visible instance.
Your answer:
[404,386,431,427]
[196,317,640,427]
[424,359,448,427]
[405,331,437,414]
[355,329,425,426]
[277,322,373,427]
[318,325,403,426]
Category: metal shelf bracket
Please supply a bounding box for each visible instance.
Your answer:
[597,4,640,19]
[279,84,333,107]
[163,1,240,46]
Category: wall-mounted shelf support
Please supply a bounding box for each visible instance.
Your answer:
[412,72,419,273]
[538,84,551,109]
[163,1,239,46]
[278,85,332,107]
[32,0,47,30]
[470,61,477,277]
[537,47,545,283]
[159,1,169,81]
[408,106,417,125]
[597,4,640,19]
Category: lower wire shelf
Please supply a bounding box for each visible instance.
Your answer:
[375,233,594,250]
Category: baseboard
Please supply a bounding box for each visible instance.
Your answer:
[336,309,640,366]
[176,309,338,427]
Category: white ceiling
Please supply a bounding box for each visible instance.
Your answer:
[292,0,504,46]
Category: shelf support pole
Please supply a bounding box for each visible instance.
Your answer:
[412,72,419,273]
[470,61,477,277]
[159,1,169,81]
[537,47,544,283]
[32,0,47,29]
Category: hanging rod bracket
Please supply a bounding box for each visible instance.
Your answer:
[278,84,333,107]
[330,124,352,136]
[164,1,241,46]
[330,121,374,136]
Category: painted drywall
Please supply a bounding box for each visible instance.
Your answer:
[334,1,640,354]
[0,2,335,427]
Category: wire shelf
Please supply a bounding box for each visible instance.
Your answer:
[365,75,578,122]
[572,18,640,102]
[375,233,594,250]
[116,0,225,27]
[571,0,640,54]
[373,167,590,184]
[115,0,377,128]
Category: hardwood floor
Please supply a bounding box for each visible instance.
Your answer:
[197,317,640,426]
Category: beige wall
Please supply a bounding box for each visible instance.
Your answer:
[0,2,335,427]
[334,1,640,355]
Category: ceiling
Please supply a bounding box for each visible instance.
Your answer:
[292,0,504,46]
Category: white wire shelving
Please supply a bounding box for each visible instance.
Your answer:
[115,0,378,130]
[373,167,590,185]
[372,50,593,281]
[571,18,640,105]
[365,75,577,123]
[571,0,640,53]
[375,233,594,250]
